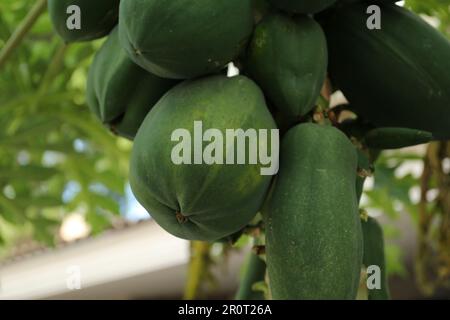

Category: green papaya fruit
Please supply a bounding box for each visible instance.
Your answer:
[86,27,178,140]
[362,217,390,300]
[246,13,328,119]
[363,127,433,150]
[269,0,337,14]
[48,0,119,42]
[265,123,363,300]
[252,0,271,24]
[130,75,277,241]
[324,4,450,138]
[216,229,244,244]
[119,0,253,79]
[235,252,266,300]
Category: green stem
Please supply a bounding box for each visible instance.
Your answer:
[183,241,211,300]
[0,0,48,70]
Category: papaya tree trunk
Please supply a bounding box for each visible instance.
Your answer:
[183,241,212,300]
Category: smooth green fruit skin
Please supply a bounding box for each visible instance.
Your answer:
[86,27,178,140]
[270,0,337,14]
[48,0,119,42]
[235,252,266,300]
[362,217,390,300]
[216,229,244,244]
[266,123,362,300]
[252,0,271,24]
[130,76,277,241]
[325,4,450,138]
[119,0,253,79]
[364,127,433,150]
[246,13,328,119]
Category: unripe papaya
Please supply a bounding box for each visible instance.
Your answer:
[235,252,266,300]
[324,4,450,138]
[270,0,337,14]
[246,13,328,119]
[252,0,271,24]
[119,0,253,79]
[86,28,178,140]
[216,229,244,244]
[362,217,390,300]
[48,0,119,42]
[130,76,277,241]
[363,127,433,150]
[265,123,363,299]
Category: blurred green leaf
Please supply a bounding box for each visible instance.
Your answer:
[385,244,408,277]
[0,166,59,181]
[90,193,120,215]
[86,210,111,235]
[0,195,26,224]
[405,0,450,36]
[0,0,130,249]
[31,216,59,247]
[0,232,5,246]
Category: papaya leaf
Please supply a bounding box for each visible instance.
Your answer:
[89,193,120,215]
[385,244,407,277]
[0,232,5,246]
[15,195,62,208]
[0,195,26,224]
[0,165,59,181]
[86,209,111,235]
[31,216,58,247]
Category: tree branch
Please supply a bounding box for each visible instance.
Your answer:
[0,0,48,70]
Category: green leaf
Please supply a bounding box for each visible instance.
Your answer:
[85,210,111,235]
[90,193,120,215]
[94,171,126,195]
[385,244,407,277]
[0,165,59,181]
[0,232,5,246]
[365,189,399,218]
[0,195,26,224]
[15,195,62,208]
[30,215,60,247]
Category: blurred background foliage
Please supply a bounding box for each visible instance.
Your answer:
[0,0,449,296]
[0,0,132,252]
[406,0,450,35]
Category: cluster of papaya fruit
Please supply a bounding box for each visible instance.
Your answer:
[48,0,450,300]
